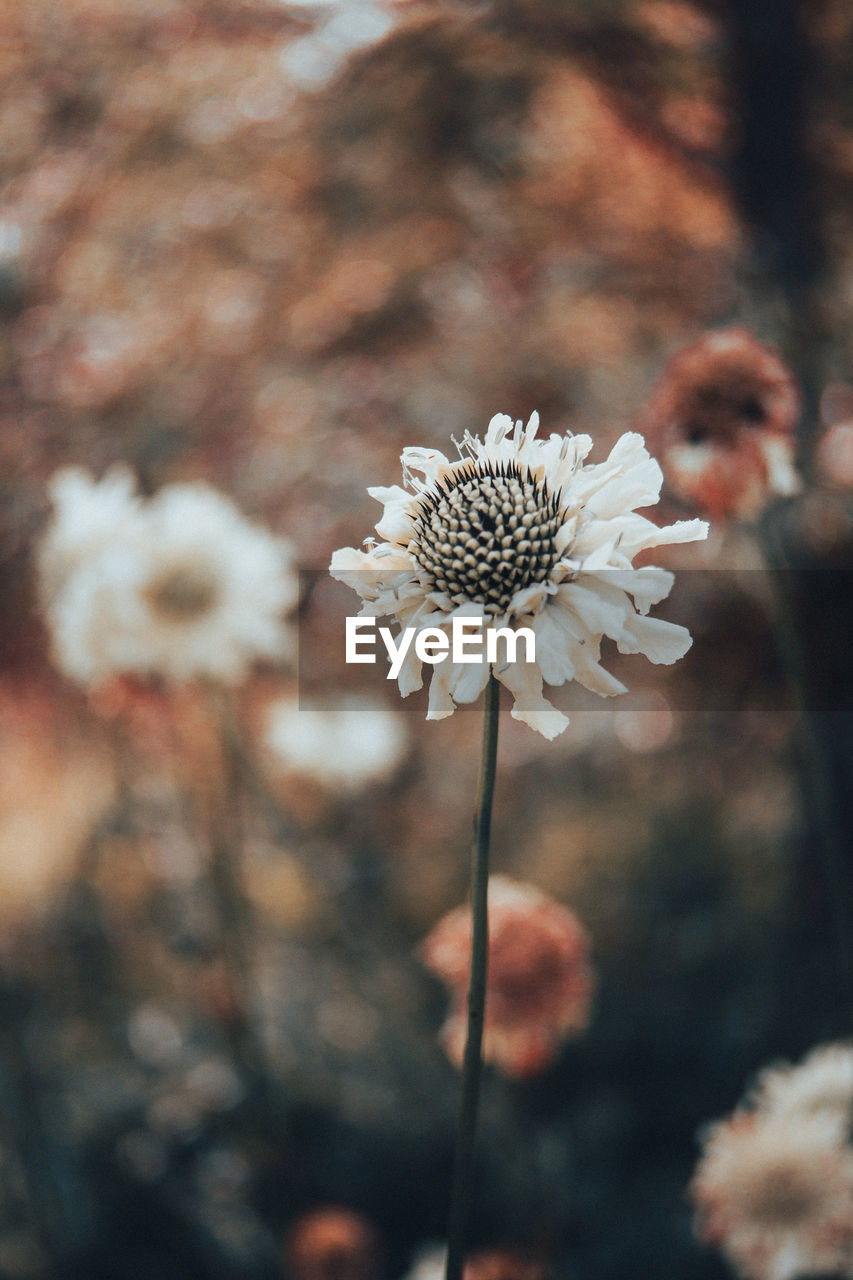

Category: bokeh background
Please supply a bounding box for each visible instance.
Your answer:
[2,0,853,1277]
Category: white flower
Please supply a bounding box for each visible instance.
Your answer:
[38,465,143,601]
[752,1042,853,1141]
[40,471,298,687]
[265,696,407,791]
[400,1244,446,1280]
[330,413,708,738]
[692,1110,853,1280]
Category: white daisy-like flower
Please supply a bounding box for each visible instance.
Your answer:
[264,696,408,792]
[752,1043,853,1140]
[38,465,143,600]
[691,1110,853,1280]
[330,413,708,738]
[41,471,298,687]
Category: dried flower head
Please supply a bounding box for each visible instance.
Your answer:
[331,413,707,739]
[285,1208,383,1280]
[692,1106,853,1279]
[639,328,801,520]
[264,696,408,792]
[40,469,297,687]
[421,876,594,1078]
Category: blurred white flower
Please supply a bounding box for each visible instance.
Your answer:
[331,412,707,739]
[692,1100,853,1280]
[39,465,143,600]
[40,470,297,687]
[753,1042,853,1141]
[400,1243,446,1280]
[265,696,407,791]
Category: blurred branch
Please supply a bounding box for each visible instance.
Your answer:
[720,0,827,468]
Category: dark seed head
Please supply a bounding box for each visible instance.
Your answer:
[410,460,563,613]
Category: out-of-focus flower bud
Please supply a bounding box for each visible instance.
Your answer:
[639,327,801,521]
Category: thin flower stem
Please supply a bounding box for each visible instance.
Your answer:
[446,674,501,1280]
[202,684,264,1077]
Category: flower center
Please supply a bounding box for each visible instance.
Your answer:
[749,1162,821,1225]
[410,462,563,614]
[145,565,219,620]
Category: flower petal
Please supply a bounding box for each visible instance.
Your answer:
[495,660,570,739]
[617,612,693,664]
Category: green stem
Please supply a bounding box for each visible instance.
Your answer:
[445,675,501,1280]
[203,685,263,1077]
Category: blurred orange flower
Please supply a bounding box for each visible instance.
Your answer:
[285,1207,384,1280]
[638,327,801,520]
[420,876,594,1079]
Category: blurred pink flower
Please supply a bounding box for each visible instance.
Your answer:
[285,1207,384,1280]
[639,327,801,521]
[464,1248,549,1280]
[420,876,594,1078]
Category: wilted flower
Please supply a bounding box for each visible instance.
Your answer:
[752,1043,853,1142]
[40,468,297,687]
[285,1207,383,1280]
[639,327,801,521]
[264,696,408,792]
[331,413,707,739]
[420,876,594,1078]
[692,1080,853,1280]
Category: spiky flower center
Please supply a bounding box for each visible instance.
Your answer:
[409,461,563,614]
[145,564,219,620]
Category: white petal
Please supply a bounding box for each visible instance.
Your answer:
[558,582,629,640]
[401,446,451,485]
[330,545,368,577]
[621,516,709,557]
[368,484,411,507]
[449,655,491,704]
[758,434,802,498]
[531,609,577,685]
[601,566,674,614]
[507,580,552,618]
[617,613,693,664]
[397,642,424,698]
[369,486,416,544]
[426,663,456,719]
[484,413,514,445]
[496,661,570,740]
[586,437,664,518]
[573,643,628,696]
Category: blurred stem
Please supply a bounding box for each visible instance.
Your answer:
[0,977,68,1275]
[755,518,853,995]
[446,674,500,1280]
[202,684,264,1077]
